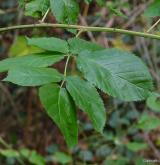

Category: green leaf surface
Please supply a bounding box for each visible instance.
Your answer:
[9,36,43,57]
[4,67,63,86]
[77,49,153,101]
[28,151,45,165]
[20,149,45,165]
[107,5,127,18]
[27,37,69,54]
[144,0,160,17]
[147,92,160,112]
[53,152,72,164]
[125,142,148,152]
[39,84,78,147]
[103,156,129,165]
[19,0,25,8]
[68,38,104,54]
[84,0,93,4]
[136,113,160,131]
[96,0,106,6]
[0,53,64,73]
[0,149,19,158]
[66,76,106,132]
[25,0,49,18]
[50,0,79,23]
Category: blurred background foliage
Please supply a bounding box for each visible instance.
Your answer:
[0,0,160,164]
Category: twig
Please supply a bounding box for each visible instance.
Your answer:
[40,9,50,23]
[79,15,96,42]
[143,133,160,160]
[147,18,160,32]
[123,0,153,28]
[0,23,160,40]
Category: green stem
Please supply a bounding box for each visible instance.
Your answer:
[61,29,83,87]
[64,56,70,77]
[0,23,160,40]
[60,55,71,88]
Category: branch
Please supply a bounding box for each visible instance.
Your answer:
[0,23,160,40]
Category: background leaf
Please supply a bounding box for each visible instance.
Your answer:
[18,0,25,8]
[136,113,160,131]
[52,152,72,164]
[25,0,49,18]
[20,149,45,165]
[125,142,148,152]
[0,149,19,158]
[147,92,160,112]
[144,0,160,17]
[50,0,79,24]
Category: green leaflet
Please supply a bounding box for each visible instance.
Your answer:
[66,76,106,133]
[39,84,78,147]
[53,152,72,164]
[4,67,63,86]
[107,4,127,18]
[0,53,64,73]
[84,0,92,4]
[18,0,25,8]
[27,37,69,54]
[50,0,79,24]
[26,37,104,55]
[20,149,45,165]
[96,0,106,6]
[0,149,19,158]
[68,38,104,54]
[0,148,46,165]
[136,113,160,131]
[25,0,49,18]
[144,0,160,17]
[147,92,160,112]
[77,49,153,101]
[125,142,148,152]
[9,36,43,57]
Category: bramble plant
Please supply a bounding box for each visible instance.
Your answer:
[0,0,160,148]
